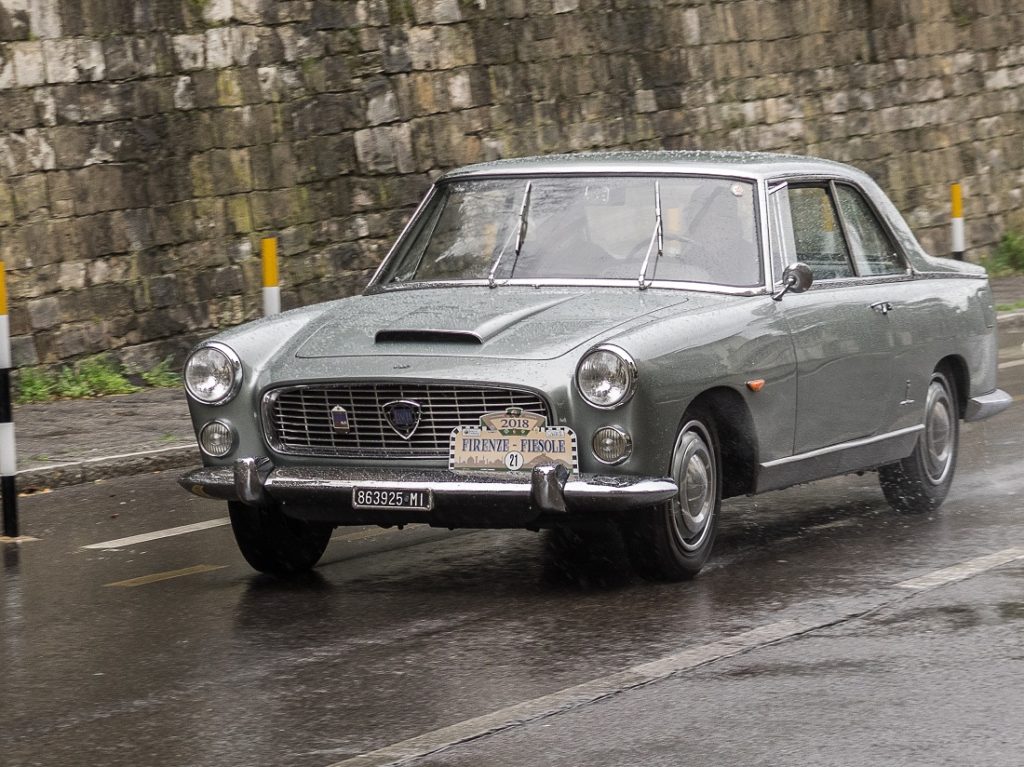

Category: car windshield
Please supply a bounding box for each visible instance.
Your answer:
[380,175,762,287]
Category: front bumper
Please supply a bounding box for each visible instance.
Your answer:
[964,388,1013,421]
[179,458,678,528]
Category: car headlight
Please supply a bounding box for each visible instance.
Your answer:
[184,342,242,405]
[575,345,637,409]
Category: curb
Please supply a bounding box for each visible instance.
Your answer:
[17,444,199,493]
[997,310,1024,329]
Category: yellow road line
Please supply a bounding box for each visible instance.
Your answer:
[105,564,227,588]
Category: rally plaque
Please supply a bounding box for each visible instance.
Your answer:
[449,408,578,473]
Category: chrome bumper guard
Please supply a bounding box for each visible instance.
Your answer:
[965,388,1013,422]
[179,458,678,517]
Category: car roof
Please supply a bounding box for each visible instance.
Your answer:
[440,150,860,183]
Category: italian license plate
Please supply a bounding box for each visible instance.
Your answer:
[450,408,577,473]
[352,487,432,511]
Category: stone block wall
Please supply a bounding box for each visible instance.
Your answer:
[1,0,1022,370]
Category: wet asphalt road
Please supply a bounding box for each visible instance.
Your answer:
[1,328,1022,767]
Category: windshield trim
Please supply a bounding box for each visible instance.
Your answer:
[366,278,767,297]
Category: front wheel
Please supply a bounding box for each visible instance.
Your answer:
[623,415,722,581]
[879,370,959,514]
[228,501,332,575]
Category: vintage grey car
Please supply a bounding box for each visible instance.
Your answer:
[179,151,1011,580]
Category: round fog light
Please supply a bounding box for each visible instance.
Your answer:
[592,426,632,465]
[200,420,236,458]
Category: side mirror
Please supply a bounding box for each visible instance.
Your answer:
[772,262,814,302]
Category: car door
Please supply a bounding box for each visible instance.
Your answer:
[830,182,921,433]
[768,181,897,455]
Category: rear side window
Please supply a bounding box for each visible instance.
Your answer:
[834,185,904,276]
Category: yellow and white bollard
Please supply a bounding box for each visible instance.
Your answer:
[0,260,19,538]
[950,183,965,261]
[261,237,281,316]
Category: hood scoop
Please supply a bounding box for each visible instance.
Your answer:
[375,328,482,344]
[373,295,576,346]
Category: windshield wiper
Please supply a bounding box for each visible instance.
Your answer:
[488,181,532,288]
[637,180,663,290]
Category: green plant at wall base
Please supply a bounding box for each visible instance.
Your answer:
[53,356,141,399]
[14,356,183,404]
[14,368,54,404]
[141,357,181,388]
[984,231,1024,275]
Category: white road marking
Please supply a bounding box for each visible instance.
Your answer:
[82,518,230,550]
[84,519,413,552]
[325,617,823,767]
[997,358,1024,370]
[326,546,1024,767]
[894,547,1024,590]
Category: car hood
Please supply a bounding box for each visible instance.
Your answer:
[291,286,722,361]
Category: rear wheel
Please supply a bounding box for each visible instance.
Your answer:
[623,414,722,581]
[879,370,959,514]
[228,501,332,575]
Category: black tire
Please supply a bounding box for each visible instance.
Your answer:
[542,523,631,586]
[228,501,332,576]
[879,370,959,514]
[623,412,722,581]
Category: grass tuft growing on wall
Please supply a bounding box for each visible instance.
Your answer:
[984,231,1024,275]
[140,357,181,388]
[13,356,181,405]
[15,368,55,404]
[52,356,140,399]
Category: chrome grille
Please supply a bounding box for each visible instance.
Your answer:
[264,382,551,459]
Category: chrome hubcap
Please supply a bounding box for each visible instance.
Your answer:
[669,422,717,552]
[923,378,954,485]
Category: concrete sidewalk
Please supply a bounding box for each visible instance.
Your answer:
[13,387,198,492]
[5,275,1024,494]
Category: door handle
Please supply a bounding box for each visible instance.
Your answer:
[870,301,893,315]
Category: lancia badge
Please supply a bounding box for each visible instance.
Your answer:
[383,400,421,440]
[330,405,350,432]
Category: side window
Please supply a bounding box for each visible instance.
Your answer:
[786,186,854,280]
[834,185,905,276]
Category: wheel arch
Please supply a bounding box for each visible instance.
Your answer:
[935,354,969,419]
[685,386,758,499]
